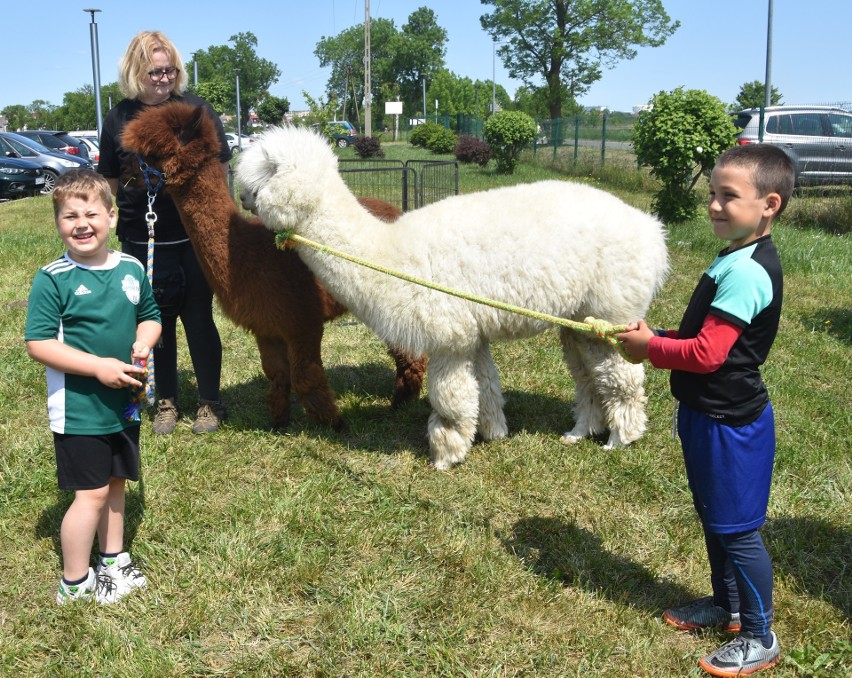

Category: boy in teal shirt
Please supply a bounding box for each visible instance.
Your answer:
[618,145,794,676]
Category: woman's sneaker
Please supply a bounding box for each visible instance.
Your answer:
[192,400,226,434]
[663,596,741,632]
[698,632,780,676]
[96,552,147,596]
[56,567,119,605]
[153,398,179,435]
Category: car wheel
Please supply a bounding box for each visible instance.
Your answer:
[337,138,349,148]
[42,169,59,194]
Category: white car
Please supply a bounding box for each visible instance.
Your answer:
[74,136,100,168]
[225,132,254,153]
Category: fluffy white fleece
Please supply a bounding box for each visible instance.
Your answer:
[237,126,669,469]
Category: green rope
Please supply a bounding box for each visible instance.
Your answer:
[276,230,640,364]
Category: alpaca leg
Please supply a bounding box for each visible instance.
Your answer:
[426,353,479,470]
[584,343,647,448]
[473,342,507,441]
[255,334,292,430]
[286,331,344,430]
[559,329,606,444]
[387,345,427,408]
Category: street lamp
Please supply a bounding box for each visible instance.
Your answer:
[83,9,103,138]
[234,67,242,151]
[191,51,199,86]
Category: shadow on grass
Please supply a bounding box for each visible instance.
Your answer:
[216,362,578,454]
[799,307,852,346]
[502,515,852,625]
[501,516,694,615]
[34,479,147,563]
[765,516,851,622]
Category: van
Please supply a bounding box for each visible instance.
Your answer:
[732,105,852,186]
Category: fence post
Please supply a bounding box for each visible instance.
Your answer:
[601,111,607,166]
[573,116,580,169]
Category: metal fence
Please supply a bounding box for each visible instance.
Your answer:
[339,158,459,212]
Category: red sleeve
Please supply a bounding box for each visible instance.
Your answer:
[647,315,743,373]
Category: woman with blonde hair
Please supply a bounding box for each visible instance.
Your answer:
[98,30,232,435]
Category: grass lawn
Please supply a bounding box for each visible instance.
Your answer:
[0,158,849,676]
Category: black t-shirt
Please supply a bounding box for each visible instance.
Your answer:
[98,93,232,244]
[670,236,783,426]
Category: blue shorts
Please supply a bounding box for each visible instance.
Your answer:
[677,402,775,534]
[54,427,140,491]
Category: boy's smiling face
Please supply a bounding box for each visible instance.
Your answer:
[56,194,116,266]
[708,164,780,250]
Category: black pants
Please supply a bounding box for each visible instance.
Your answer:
[122,240,222,404]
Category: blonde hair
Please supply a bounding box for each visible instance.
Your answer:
[118,30,188,99]
[52,170,114,219]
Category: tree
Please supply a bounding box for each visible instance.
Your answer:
[732,80,783,111]
[1,104,31,132]
[256,95,290,126]
[480,0,679,119]
[632,87,737,224]
[392,7,448,113]
[315,8,448,125]
[193,32,280,131]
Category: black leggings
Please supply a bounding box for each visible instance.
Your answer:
[122,240,222,404]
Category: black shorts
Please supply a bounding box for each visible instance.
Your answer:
[54,427,141,491]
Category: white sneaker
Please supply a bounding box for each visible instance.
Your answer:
[97,552,147,596]
[56,567,119,605]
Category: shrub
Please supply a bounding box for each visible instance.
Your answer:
[454,136,491,167]
[632,87,737,224]
[483,111,537,174]
[426,126,457,155]
[353,135,385,158]
[410,121,442,148]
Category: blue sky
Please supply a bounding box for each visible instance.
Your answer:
[3,1,848,117]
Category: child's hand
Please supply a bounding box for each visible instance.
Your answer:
[94,357,146,389]
[130,341,151,362]
[616,320,655,362]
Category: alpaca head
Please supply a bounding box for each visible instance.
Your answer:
[120,102,222,190]
[235,125,339,232]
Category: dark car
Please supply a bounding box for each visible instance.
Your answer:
[310,121,358,148]
[17,130,90,159]
[0,156,44,200]
[0,132,94,194]
[732,105,852,186]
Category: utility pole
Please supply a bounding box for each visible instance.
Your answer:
[364,0,372,136]
[83,9,103,138]
[764,0,774,108]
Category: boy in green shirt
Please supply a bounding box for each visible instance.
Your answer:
[25,170,161,604]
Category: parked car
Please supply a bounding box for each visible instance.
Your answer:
[0,156,44,200]
[225,132,255,153]
[732,105,852,186]
[0,132,94,194]
[73,135,100,168]
[310,121,357,148]
[16,130,90,160]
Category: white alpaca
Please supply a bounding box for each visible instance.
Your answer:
[236,126,669,470]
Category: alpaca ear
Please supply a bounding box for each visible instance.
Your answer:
[177,106,206,146]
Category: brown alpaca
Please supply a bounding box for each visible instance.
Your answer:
[119,102,426,430]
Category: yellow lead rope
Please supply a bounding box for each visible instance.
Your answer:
[276,231,640,364]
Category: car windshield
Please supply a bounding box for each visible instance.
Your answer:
[1,135,41,157]
[5,133,51,153]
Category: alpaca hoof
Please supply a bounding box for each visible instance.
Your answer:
[430,456,463,471]
[560,432,584,445]
[603,431,631,449]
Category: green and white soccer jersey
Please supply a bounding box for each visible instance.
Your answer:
[25,251,161,434]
